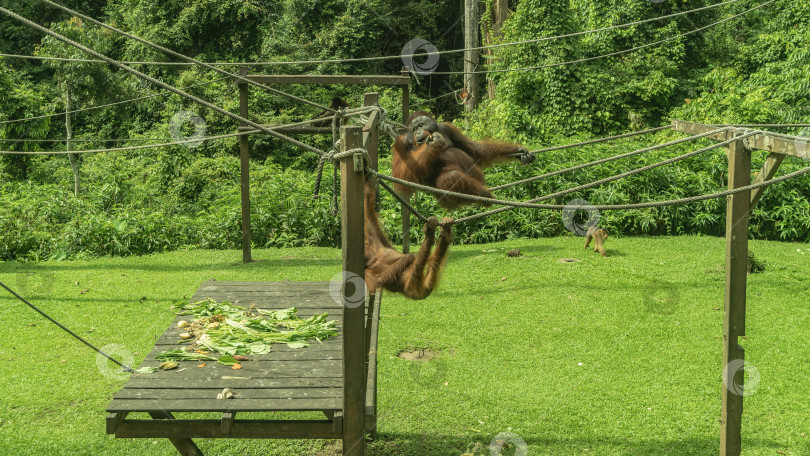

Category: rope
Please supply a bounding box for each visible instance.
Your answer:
[2,0,744,68]
[492,127,729,191]
[37,0,334,114]
[372,160,810,217]
[0,280,133,372]
[0,77,229,126]
[369,130,760,223]
[0,137,172,142]
[0,7,328,157]
[376,179,431,224]
[520,125,674,156]
[430,0,776,75]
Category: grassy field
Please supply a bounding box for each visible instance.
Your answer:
[0,235,808,456]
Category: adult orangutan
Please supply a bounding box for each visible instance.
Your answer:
[364,180,452,300]
[391,110,534,209]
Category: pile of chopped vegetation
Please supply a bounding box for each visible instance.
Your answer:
[152,298,338,368]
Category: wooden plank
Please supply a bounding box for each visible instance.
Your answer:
[130,362,341,379]
[114,387,341,400]
[401,67,410,254]
[110,397,341,412]
[148,411,203,456]
[750,152,785,207]
[673,120,810,160]
[720,138,750,456]
[221,412,235,433]
[340,125,366,456]
[239,74,410,86]
[106,412,128,434]
[238,70,252,264]
[115,419,340,439]
[119,377,342,390]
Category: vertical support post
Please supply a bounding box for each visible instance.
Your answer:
[340,125,366,456]
[363,93,380,211]
[720,137,750,456]
[401,66,411,253]
[237,66,252,264]
[464,0,479,111]
[65,89,80,196]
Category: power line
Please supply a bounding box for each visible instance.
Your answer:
[37,0,334,114]
[0,76,229,125]
[0,137,171,142]
[2,0,744,68]
[430,0,776,75]
[0,6,327,157]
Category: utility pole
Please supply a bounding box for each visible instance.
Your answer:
[464,0,480,111]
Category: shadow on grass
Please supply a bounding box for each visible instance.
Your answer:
[366,431,781,456]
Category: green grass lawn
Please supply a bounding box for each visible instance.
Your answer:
[0,236,808,456]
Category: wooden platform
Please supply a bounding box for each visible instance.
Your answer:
[106,280,381,455]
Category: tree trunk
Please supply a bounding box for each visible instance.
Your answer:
[464,0,480,111]
[65,90,80,196]
[484,0,509,100]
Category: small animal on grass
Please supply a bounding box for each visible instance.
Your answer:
[584,226,608,257]
[364,180,453,300]
[391,110,534,210]
[310,96,350,127]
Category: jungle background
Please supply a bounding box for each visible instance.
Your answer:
[1,0,809,260]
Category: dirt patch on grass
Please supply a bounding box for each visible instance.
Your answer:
[397,348,441,361]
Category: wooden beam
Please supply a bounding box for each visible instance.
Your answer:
[116,419,339,439]
[673,120,810,160]
[401,66,411,254]
[237,125,334,135]
[750,152,785,208]
[238,75,410,86]
[464,0,480,110]
[221,412,235,434]
[363,93,380,211]
[719,138,750,456]
[237,66,252,264]
[106,412,128,434]
[340,125,366,456]
[148,411,203,456]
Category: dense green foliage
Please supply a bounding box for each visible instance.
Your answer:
[1,0,809,260]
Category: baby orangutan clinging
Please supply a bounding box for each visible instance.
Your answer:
[364,180,453,300]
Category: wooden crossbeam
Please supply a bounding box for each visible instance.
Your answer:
[237,75,410,86]
[672,120,810,160]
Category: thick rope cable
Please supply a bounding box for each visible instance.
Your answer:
[2,0,744,68]
[0,77,229,126]
[369,131,758,222]
[430,0,776,75]
[492,127,729,191]
[0,137,171,142]
[376,179,431,224]
[0,7,327,156]
[0,280,132,372]
[520,125,674,156]
[373,160,810,217]
[37,0,334,114]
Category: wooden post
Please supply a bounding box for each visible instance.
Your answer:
[238,66,252,264]
[720,137,750,456]
[340,125,366,456]
[464,0,480,111]
[363,93,380,210]
[64,89,80,196]
[401,66,411,253]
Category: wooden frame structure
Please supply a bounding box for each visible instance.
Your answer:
[672,120,809,456]
[234,70,411,263]
[107,123,379,455]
